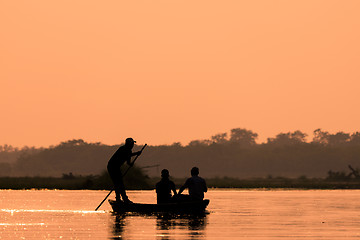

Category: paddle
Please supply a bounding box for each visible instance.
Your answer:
[95,144,147,211]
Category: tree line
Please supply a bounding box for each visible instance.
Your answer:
[1,128,360,178]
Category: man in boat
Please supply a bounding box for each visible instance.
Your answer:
[178,167,207,201]
[155,169,177,204]
[107,138,142,203]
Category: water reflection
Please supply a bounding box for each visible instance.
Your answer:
[156,213,208,240]
[111,214,126,240]
[110,212,208,240]
[4,190,360,239]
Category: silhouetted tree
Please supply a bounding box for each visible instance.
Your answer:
[170,142,183,147]
[327,132,350,145]
[12,139,115,176]
[211,132,228,144]
[0,144,17,152]
[312,129,329,144]
[267,130,307,145]
[312,129,351,145]
[350,132,360,145]
[229,128,258,146]
[4,128,360,179]
[188,140,211,147]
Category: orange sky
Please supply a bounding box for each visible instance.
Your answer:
[1,1,360,147]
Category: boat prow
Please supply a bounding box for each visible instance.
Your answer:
[109,199,210,214]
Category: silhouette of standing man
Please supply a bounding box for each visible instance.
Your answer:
[107,138,142,203]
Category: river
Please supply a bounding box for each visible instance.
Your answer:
[1,189,360,239]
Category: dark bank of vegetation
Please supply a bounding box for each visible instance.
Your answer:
[3,172,360,190]
[0,168,151,190]
[197,177,360,189]
[1,128,360,189]
[1,157,360,190]
[150,165,360,189]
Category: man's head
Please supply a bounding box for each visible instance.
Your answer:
[191,167,199,176]
[125,138,136,148]
[161,169,169,178]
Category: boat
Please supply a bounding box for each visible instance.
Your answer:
[109,199,210,214]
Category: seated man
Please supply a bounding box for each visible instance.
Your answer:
[178,167,207,201]
[156,169,177,204]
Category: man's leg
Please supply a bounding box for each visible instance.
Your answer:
[108,169,122,202]
[118,176,132,203]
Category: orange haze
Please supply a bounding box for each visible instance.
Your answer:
[1,1,360,147]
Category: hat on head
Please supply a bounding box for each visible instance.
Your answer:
[125,138,136,144]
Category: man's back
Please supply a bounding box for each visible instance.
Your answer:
[108,145,131,169]
[156,178,176,204]
[184,175,207,200]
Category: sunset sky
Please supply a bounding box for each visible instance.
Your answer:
[1,1,359,147]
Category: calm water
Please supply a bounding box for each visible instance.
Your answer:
[1,189,360,239]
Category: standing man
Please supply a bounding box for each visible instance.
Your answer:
[178,167,207,201]
[107,138,142,203]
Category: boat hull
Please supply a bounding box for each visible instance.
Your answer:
[109,199,210,214]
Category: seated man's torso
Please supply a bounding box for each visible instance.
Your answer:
[186,176,206,200]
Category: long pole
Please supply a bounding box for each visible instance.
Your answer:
[95,144,147,211]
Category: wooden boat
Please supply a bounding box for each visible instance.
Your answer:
[109,199,210,214]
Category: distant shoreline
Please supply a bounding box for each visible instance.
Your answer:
[1,176,360,190]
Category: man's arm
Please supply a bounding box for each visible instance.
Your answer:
[127,151,143,166]
[155,182,159,193]
[171,182,177,195]
[178,185,185,195]
[131,151,142,157]
[178,179,190,194]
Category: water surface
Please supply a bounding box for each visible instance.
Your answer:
[1,189,360,239]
